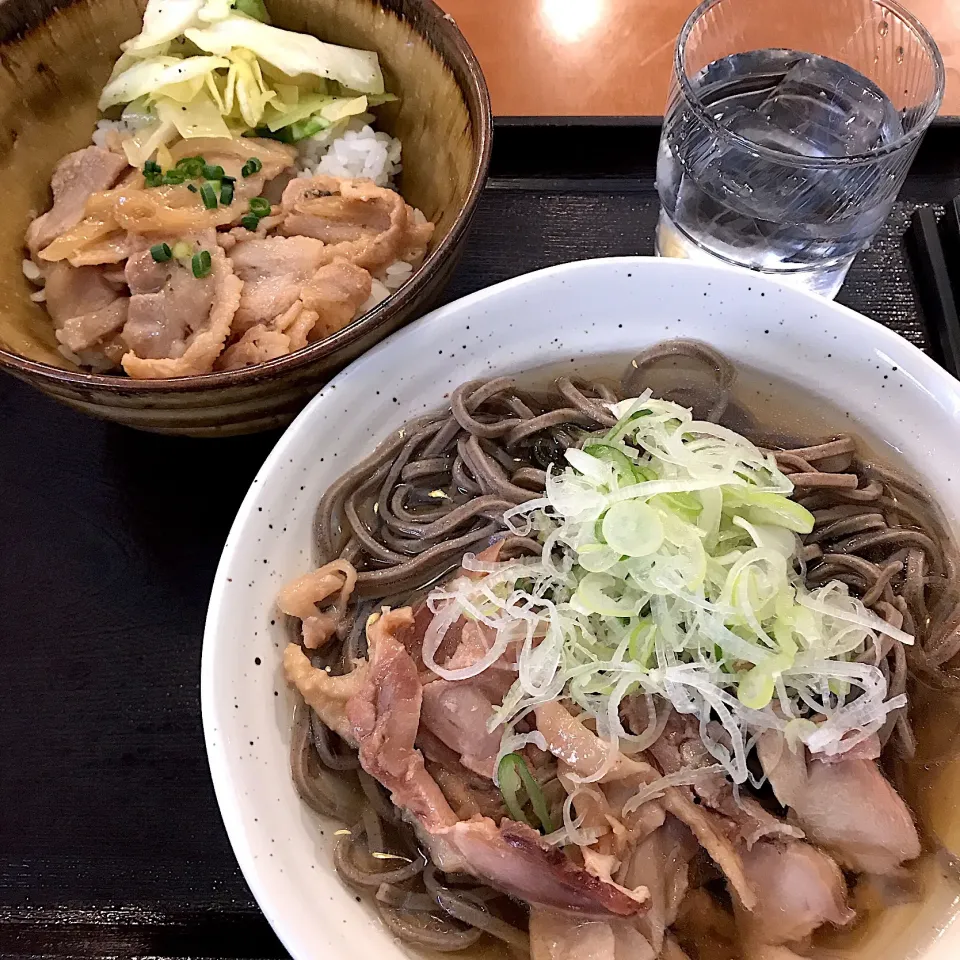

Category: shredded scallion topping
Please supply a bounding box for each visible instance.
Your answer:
[497,753,553,833]
[428,395,913,786]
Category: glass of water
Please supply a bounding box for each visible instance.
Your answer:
[655,0,944,297]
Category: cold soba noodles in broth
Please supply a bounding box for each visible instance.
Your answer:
[276,340,960,960]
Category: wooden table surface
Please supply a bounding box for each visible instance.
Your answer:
[438,0,960,116]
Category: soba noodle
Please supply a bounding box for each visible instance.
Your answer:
[283,341,960,957]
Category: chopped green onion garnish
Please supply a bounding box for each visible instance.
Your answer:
[240,213,260,232]
[249,196,270,217]
[284,114,330,142]
[241,157,262,177]
[199,182,218,209]
[219,181,234,206]
[202,163,225,181]
[221,174,236,185]
[175,156,206,179]
[601,501,664,558]
[144,172,163,188]
[582,443,641,486]
[187,183,198,193]
[143,160,161,175]
[150,243,172,263]
[192,249,212,279]
[497,753,554,833]
[171,240,193,260]
[162,169,186,185]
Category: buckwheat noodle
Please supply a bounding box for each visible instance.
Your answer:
[285,341,960,954]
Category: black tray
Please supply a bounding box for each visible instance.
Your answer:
[4,118,960,959]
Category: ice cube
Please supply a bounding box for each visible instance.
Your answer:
[747,54,903,159]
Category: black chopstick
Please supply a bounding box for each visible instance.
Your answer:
[906,206,960,379]
[938,197,960,302]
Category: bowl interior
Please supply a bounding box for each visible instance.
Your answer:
[203,256,960,960]
[0,0,479,371]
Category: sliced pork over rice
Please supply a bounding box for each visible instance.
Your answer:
[278,349,955,959]
[25,146,128,258]
[25,135,435,377]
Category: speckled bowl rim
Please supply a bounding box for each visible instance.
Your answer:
[203,256,960,960]
[0,0,492,393]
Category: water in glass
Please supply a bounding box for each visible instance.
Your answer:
[656,49,906,297]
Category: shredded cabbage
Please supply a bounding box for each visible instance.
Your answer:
[122,0,206,54]
[101,0,389,148]
[426,396,914,787]
[184,18,383,92]
[100,56,230,110]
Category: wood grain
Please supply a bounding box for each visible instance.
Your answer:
[438,0,960,117]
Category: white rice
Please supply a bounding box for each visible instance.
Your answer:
[92,117,143,148]
[382,260,414,291]
[22,258,42,282]
[358,277,391,315]
[296,120,402,188]
[57,341,115,372]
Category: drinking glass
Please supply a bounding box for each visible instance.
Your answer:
[655,0,944,297]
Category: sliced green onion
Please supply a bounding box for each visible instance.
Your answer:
[150,242,172,263]
[221,174,236,185]
[280,114,330,142]
[219,181,234,206]
[575,572,642,617]
[734,489,815,535]
[202,163,225,181]
[601,501,664,558]
[577,541,621,574]
[187,183,198,193]
[143,171,163,188]
[249,196,271,217]
[654,490,702,522]
[628,620,656,669]
[171,240,194,260]
[142,160,161,176]
[199,183,218,210]
[240,213,260,232]
[583,443,641,485]
[175,156,205,179]
[192,249,212,279]
[162,169,186,185]
[454,392,910,791]
[241,157,262,177]
[738,654,793,709]
[497,753,554,833]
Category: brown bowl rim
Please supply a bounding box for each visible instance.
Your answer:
[0,0,492,395]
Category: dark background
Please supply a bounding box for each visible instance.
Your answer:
[2,120,959,958]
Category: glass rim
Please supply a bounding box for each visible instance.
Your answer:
[674,0,946,167]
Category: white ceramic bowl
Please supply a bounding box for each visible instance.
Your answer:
[202,257,960,960]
